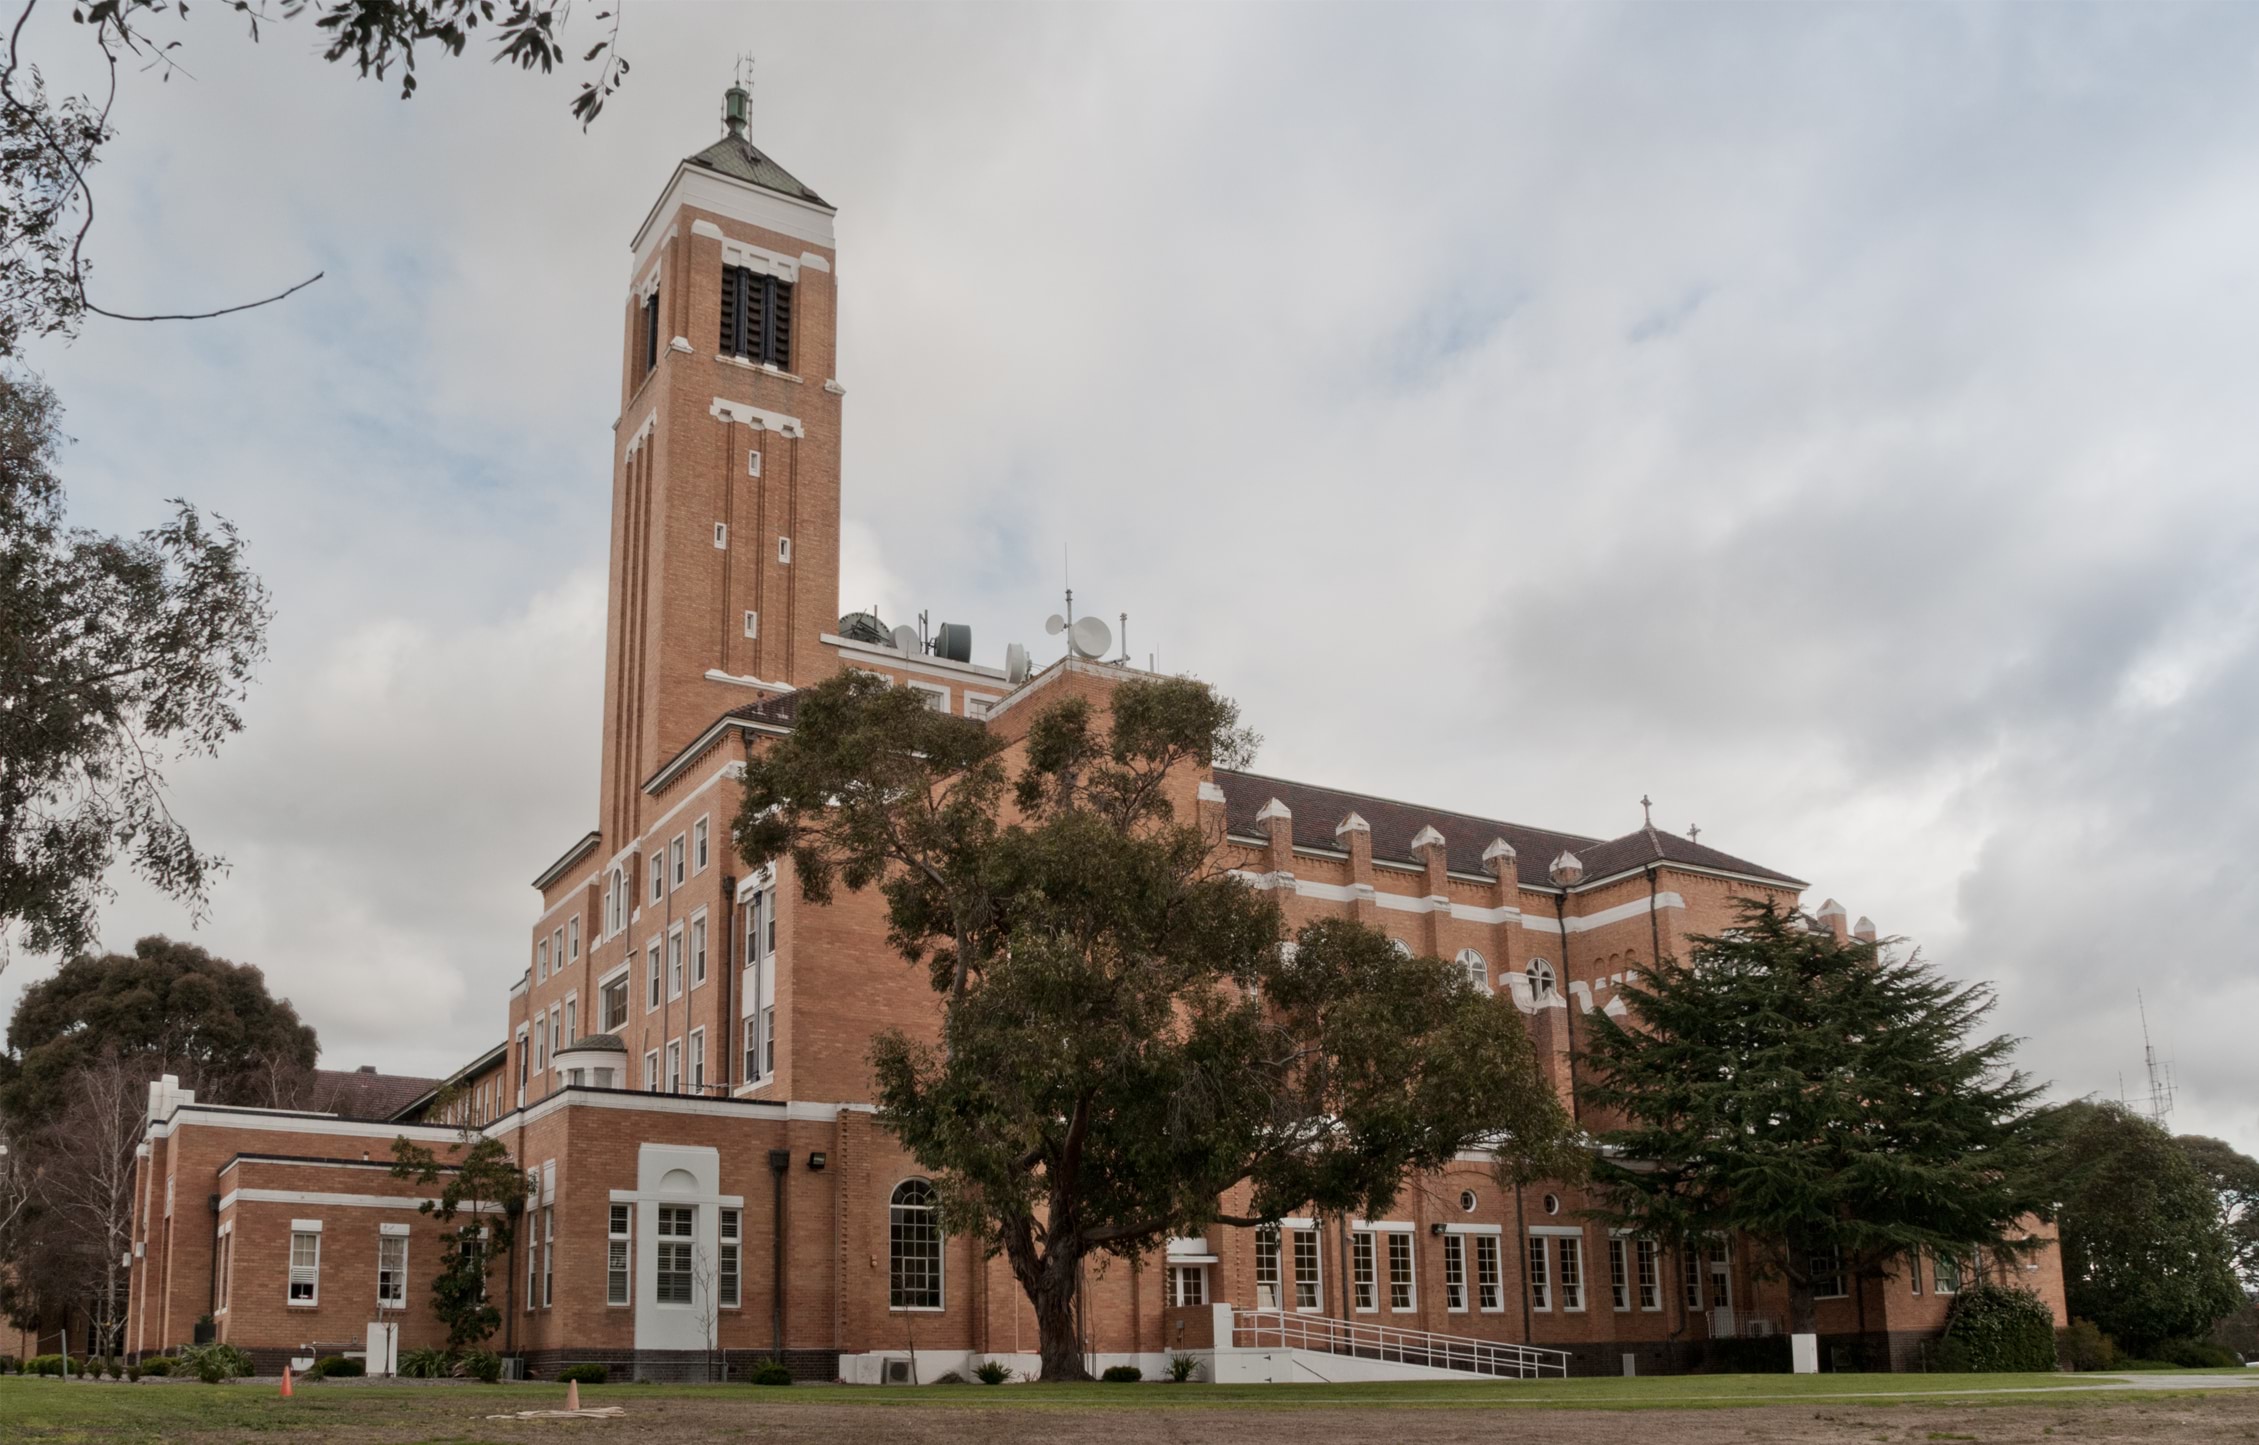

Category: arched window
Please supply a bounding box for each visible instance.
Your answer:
[1526,958,1556,999]
[889,1179,942,1310]
[605,866,626,937]
[1455,948,1491,993]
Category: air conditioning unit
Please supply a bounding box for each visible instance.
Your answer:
[882,1359,913,1385]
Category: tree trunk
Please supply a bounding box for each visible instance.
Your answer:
[1786,1273,1817,1337]
[1002,1213,1092,1381]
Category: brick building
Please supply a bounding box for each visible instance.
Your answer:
[122,85,2066,1381]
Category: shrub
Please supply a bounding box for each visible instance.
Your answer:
[25,1354,63,1377]
[126,1364,141,1383]
[315,1355,365,1379]
[0,1355,13,1375]
[750,1358,794,1387]
[105,1356,123,1379]
[1101,1364,1143,1383]
[455,1350,502,1384]
[140,1357,173,1377]
[397,1347,451,1379]
[2059,1318,2120,1372]
[1934,1283,2059,1373]
[176,1342,253,1385]
[972,1358,1013,1385]
[2156,1337,2241,1369]
[933,1370,966,1385]
[557,1362,608,1385]
[1166,1353,1200,1383]
[68,1356,89,1376]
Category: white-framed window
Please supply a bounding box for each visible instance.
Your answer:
[890,1179,943,1310]
[564,995,577,1046]
[644,1049,660,1092]
[694,816,710,873]
[606,866,626,936]
[607,1203,632,1306]
[526,1190,540,1309]
[1456,947,1490,993]
[288,1227,321,1305]
[1908,1249,1924,1296]
[542,1205,555,1307]
[777,536,792,565]
[516,1027,529,1088]
[668,926,685,999]
[1933,1249,1962,1296]
[670,834,686,890]
[1527,958,1556,998]
[1811,1243,1847,1300]
[215,1227,231,1313]
[1352,1230,1377,1312]
[1169,1265,1206,1307]
[1387,1232,1415,1312]
[743,610,759,639]
[1528,1235,1552,1312]
[1255,1226,1281,1309]
[963,693,999,720]
[650,852,665,904]
[534,1020,547,1074]
[655,1205,695,1304]
[690,915,708,987]
[689,1027,706,1091]
[1558,1233,1584,1311]
[646,942,662,1009]
[1476,1233,1503,1312]
[742,1013,764,1083]
[1292,1228,1322,1311]
[600,968,629,1031]
[719,1208,741,1307]
[1682,1247,1704,1311]
[553,927,565,977]
[537,937,549,982]
[714,522,729,549]
[762,1004,775,1077]
[1443,1234,1467,1311]
[569,915,581,960]
[747,448,762,478]
[1609,1237,1630,1311]
[906,681,948,713]
[665,1038,682,1093]
[549,1004,561,1059]
[1637,1239,1661,1310]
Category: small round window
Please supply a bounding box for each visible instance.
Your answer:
[1458,1189,1479,1213]
[1542,1193,1561,1216]
[1526,958,1556,998]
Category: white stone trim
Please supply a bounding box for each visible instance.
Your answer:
[1198,781,1228,805]
[704,667,794,692]
[1256,798,1293,824]
[220,1190,487,1214]
[710,396,804,438]
[622,409,657,457]
[1442,1222,1504,1235]
[631,165,836,278]
[820,635,1009,683]
[1335,811,1370,837]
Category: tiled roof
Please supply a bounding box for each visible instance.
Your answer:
[684,136,831,209]
[301,1067,442,1122]
[1212,770,1803,891]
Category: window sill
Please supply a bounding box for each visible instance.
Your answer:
[889,1306,945,1314]
[715,355,804,384]
[288,1300,319,1309]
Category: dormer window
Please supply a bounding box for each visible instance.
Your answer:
[721,265,792,369]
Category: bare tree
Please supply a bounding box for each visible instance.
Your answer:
[23,1054,143,1356]
[692,1244,721,1384]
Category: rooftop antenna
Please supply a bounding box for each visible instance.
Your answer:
[725,55,754,139]
[1117,612,1130,665]
[2133,991,2176,1128]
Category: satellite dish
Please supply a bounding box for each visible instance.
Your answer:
[1045,614,1067,637]
[1068,615,1112,660]
[1005,642,1030,684]
[934,623,972,664]
[889,624,920,655]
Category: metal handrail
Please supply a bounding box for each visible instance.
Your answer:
[1231,1307,1570,1379]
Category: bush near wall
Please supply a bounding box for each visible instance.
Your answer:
[557,1363,608,1384]
[1932,1283,2058,1372]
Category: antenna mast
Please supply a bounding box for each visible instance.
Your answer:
[2134,990,2176,1128]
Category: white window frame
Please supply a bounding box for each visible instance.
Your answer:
[693,816,710,873]
[1442,1232,1468,1312]
[1609,1236,1631,1311]
[542,1204,555,1308]
[1456,947,1491,993]
[670,834,686,890]
[689,1026,706,1091]
[1169,1264,1207,1307]
[1255,1226,1281,1310]
[742,1012,764,1084]
[649,852,665,904]
[1351,1230,1377,1313]
[1386,1230,1416,1313]
[644,1049,660,1092]
[599,965,630,1032]
[655,1204,696,1306]
[690,913,708,988]
[714,521,729,549]
[1475,1232,1503,1312]
[537,937,549,982]
[1528,1234,1553,1312]
[719,1207,741,1308]
[668,924,685,1000]
[1811,1242,1848,1300]
[607,1203,632,1307]
[665,1038,683,1094]
[288,1224,322,1306]
[777,536,792,565]
[1637,1238,1662,1311]
[963,692,1000,720]
[905,680,949,713]
[743,610,759,639]
[1291,1227,1323,1312]
[568,915,581,960]
[646,941,662,1010]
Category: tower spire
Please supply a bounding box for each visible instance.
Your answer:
[725,54,754,139]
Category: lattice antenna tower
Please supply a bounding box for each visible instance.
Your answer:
[2132,989,2176,1128]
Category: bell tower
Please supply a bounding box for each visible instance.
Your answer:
[598,83,846,846]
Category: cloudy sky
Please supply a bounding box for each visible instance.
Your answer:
[11,3,2257,1157]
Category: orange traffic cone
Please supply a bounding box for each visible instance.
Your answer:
[565,1379,580,1411]
[280,1364,294,1399]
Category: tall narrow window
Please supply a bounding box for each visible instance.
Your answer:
[655,1205,695,1304]
[647,944,662,1009]
[694,817,710,872]
[666,1039,682,1093]
[1558,1234,1584,1311]
[670,835,686,889]
[668,928,684,998]
[644,1050,659,1092]
[1476,1234,1503,1312]
[377,1234,408,1310]
[1170,1265,1206,1306]
[564,997,577,1046]
[1292,1229,1322,1311]
[762,1004,775,1076]
[607,1204,632,1306]
[1254,1226,1280,1309]
[1352,1231,1376,1312]
[1811,1243,1846,1300]
[1528,1235,1552,1311]
[890,1179,942,1309]
[719,1208,741,1308]
[689,1028,706,1090]
[527,1205,539,1308]
[1387,1232,1415,1311]
[542,1206,555,1307]
[641,286,661,375]
[1682,1247,1704,1310]
[288,1229,321,1305]
[569,915,581,960]
[1609,1238,1630,1311]
[215,1231,231,1311]
[691,917,708,987]
[1636,1239,1661,1310]
[601,973,628,1031]
[720,265,793,369]
[743,1013,763,1082]
[537,938,549,982]
[1908,1250,1924,1296]
[1443,1234,1467,1311]
[1933,1250,1962,1295]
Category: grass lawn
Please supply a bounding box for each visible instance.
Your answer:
[2,1371,2252,1445]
